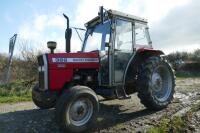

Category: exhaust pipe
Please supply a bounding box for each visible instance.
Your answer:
[98,6,104,24]
[63,14,72,53]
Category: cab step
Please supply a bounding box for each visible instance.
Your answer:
[115,87,131,100]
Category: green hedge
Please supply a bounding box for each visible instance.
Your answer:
[0,80,35,103]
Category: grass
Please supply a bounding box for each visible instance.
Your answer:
[176,72,200,78]
[0,80,35,103]
[190,101,200,112]
[147,116,188,133]
[147,101,200,133]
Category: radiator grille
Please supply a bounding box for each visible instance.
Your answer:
[39,71,44,89]
[38,55,45,90]
[37,55,44,66]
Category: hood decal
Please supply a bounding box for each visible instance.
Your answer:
[52,57,99,63]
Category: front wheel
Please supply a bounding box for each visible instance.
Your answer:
[32,84,56,109]
[56,86,99,133]
[137,56,175,110]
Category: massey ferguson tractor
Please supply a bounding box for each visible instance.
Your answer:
[32,7,175,132]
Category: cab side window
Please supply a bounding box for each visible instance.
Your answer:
[115,19,133,52]
[135,23,149,48]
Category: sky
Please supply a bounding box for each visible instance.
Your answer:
[0,0,200,55]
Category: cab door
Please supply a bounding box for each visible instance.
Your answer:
[113,19,134,84]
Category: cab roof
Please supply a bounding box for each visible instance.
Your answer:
[85,9,147,27]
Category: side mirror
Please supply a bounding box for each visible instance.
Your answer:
[98,6,104,24]
[47,41,57,53]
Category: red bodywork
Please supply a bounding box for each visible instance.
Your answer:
[136,48,164,55]
[47,48,163,91]
[47,52,99,91]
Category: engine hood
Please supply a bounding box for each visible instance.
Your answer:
[47,52,99,70]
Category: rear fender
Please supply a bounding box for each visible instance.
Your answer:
[136,48,164,56]
[123,48,164,94]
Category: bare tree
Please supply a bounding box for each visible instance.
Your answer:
[12,40,43,81]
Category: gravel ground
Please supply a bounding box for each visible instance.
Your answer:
[0,78,200,133]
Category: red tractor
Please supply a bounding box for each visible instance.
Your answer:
[32,7,175,132]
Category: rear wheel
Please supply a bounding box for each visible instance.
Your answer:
[56,86,99,133]
[137,56,175,110]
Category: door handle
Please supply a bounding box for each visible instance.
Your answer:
[114,49,121,52]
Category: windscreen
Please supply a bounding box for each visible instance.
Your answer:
[82,21,110,52]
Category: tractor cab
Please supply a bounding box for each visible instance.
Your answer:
[82,8,153,87]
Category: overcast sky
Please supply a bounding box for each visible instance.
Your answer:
[0,0,199,55]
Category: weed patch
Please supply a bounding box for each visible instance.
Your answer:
[0,80,35,103]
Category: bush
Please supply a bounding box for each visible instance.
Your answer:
[0,53,9,81]
[166,49,200,77]
[0,80,35,103]
[0,40,43,82]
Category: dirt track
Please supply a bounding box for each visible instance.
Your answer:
[0,78,200,133]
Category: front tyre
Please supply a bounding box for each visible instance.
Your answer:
[32,84,56,109]
[137,56,175,110]
[56,86,99,133]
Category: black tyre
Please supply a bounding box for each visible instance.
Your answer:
[137,56,175,110]
[56,86,99,133]
[32,84,56,109]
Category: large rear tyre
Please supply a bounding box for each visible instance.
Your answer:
[32,84,56,109]
[137,56,175,110]
[56,86,99,133]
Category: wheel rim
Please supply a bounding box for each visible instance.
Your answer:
[151,65,173,102]
[68,97,93,126]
